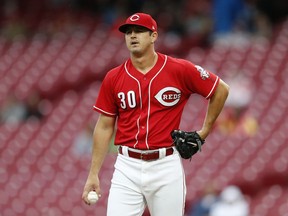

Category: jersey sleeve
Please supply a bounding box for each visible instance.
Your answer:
[93,72,118,116]
[183,61,219,99]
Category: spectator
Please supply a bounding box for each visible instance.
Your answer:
[225,72,253,118]
[216,71,257,136]
[188,182,219,216]
[211,0,272,45]
[209,185,249,216]
[24,92,44,121]
[71,123,93,157]
[212,0,246,35]
[0,94,27,124]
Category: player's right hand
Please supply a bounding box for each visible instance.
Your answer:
[82,174,101,205]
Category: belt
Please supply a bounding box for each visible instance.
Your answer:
[118,146,174,161]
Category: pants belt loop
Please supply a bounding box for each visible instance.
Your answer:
[158,148,166,159]
[121,146,129,157]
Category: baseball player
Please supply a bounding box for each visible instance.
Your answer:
[82,13,229,216]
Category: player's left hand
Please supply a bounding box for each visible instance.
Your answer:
[171,130,205,159]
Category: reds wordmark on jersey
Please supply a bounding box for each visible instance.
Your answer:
[94,53,219,150]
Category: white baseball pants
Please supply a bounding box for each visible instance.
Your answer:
[107,149,186,216]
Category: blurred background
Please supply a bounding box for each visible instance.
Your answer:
[0,0,287,215]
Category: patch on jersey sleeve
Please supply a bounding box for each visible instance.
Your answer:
[195,65,210,80]
[155,87,181,106]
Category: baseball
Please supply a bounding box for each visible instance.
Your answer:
[87,191,99,204]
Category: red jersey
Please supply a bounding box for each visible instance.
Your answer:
[94,53,219,150]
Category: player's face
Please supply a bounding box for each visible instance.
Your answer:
[125,26,157,55]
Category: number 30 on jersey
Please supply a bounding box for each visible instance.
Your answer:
[118,91,137,109]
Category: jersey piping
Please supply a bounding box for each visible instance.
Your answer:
[145,55,168,149]
[93,105,117,116]
[206,76,219,99]
[124,54,168,149]
[124,60,142,147]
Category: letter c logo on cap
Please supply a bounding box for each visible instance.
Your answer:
[130,14,140,22]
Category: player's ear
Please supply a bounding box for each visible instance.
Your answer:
[151,31,158,43]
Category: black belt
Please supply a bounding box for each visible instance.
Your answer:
[118,146,174,161]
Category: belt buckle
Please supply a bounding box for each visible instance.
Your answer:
[140,151,150,160]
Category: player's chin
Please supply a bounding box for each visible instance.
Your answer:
[129,48,143,55]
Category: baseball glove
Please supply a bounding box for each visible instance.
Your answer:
[171,130,205,159]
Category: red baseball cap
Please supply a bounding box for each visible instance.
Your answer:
[119,13,157,33]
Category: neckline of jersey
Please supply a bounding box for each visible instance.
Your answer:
[127,53,165,79]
